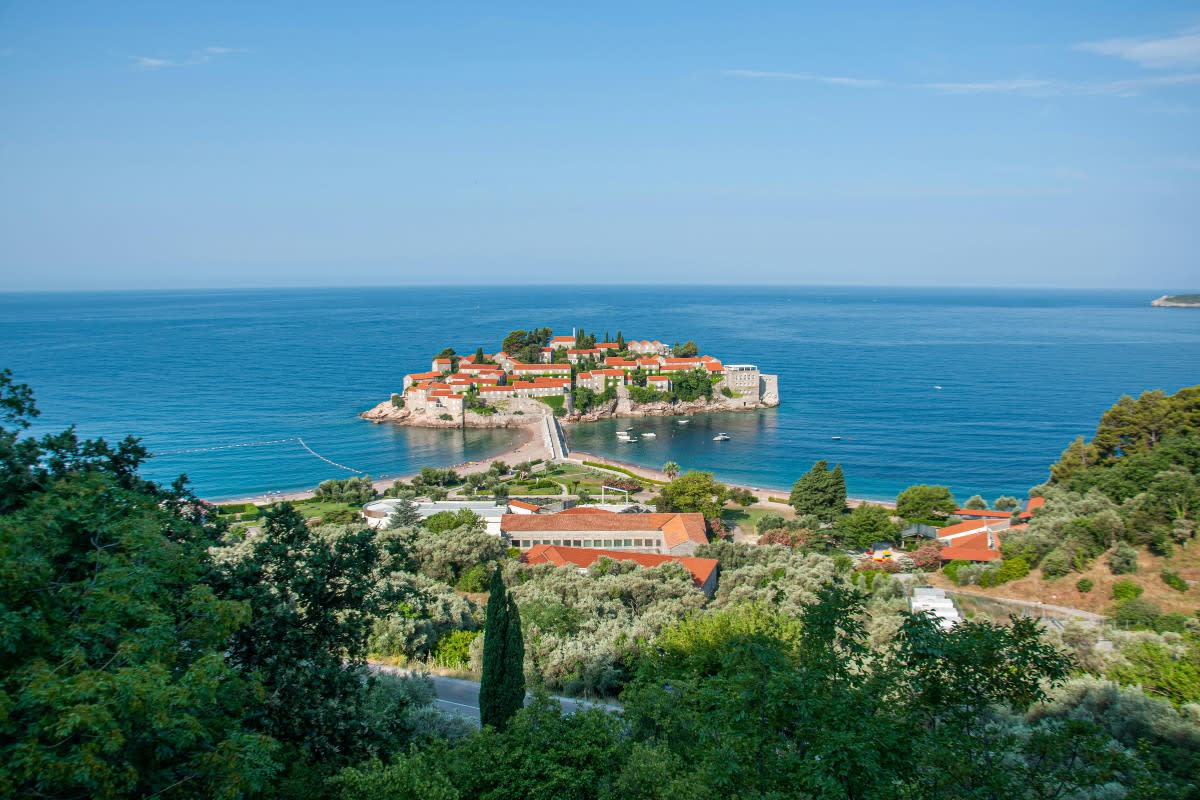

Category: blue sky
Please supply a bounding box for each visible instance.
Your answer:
[1,1,1198,290]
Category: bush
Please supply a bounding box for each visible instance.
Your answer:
[390,393,405,408]
[995,557,1030,584]
[1075,578,1094,593]
[320,507,359,525]
[438,413,454,421]
[628,386,669,404]
[1108,543,1139,575]
[943,559,970,583]
[455,563,489,592]
[1040,548,1071,579]
[433,630,480,669]
[1110,597,1162,630]
[910,540,943,570]
[1111,579,1143,601]
[1161,568,1189,593]
[721,386,736,398]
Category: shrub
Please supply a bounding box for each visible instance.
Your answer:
[910,541,943,570]
[1161,568,1189,593]
[390,393,405,408]
[433,630,480,669]
[1111,579,1143,601]
[995,556,1030,584]
[1108,543,1139,575]
[721,386,736,398]
[1040,548,1071,579]
[1075,578,1094,593]
[943,559,970,583]
[1110,597,1162,630]
[438,413,454,421]
[320,507,358,525]
[455,563,490,593]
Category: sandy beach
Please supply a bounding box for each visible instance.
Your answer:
[211,418,894,511]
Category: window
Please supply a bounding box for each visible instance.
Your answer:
[512,540,521,548]
[623,539,633,547]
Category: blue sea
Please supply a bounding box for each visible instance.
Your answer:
[1,287,1197,502]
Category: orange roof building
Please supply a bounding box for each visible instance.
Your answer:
[1019,496,1046,520]
[522,544,719,595]
[501,510,709,555]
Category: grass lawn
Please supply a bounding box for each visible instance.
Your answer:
[290,499,361,519]
[721,504,793,535]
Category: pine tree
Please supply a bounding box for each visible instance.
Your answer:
[789,461,846,522]
[479,568,524,730]
[830,464,847,514]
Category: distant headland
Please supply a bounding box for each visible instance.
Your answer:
[1151,294,1200,308]
[361,327,780,429]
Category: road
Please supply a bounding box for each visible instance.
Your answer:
[372,665,620,724]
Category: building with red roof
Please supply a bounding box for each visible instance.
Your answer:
[1019,496,1046,520]
[955,508,1013,520]
[522,544,719,595]
[501,509,709,555]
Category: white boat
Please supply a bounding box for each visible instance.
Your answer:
[621,435,640,443]
[831,436,842,441]
[713,433,731,442]
[641,432,656,438]
[676,419,690,425]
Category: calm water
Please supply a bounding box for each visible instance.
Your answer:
[1,286,1197,501]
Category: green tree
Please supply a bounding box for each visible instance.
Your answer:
[788,460,847,522]
[216,503,400,764]
[674,340,698,357]
[388,498,421,528]
[896,484,958,524]
[964,494,987,510]
[654,470,727,520]
[0,373,280,799]
[994,495,1021,512]
[662,460,680,479]
[479,568,525,730]
[834,502,900,550]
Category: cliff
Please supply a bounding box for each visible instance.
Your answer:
[565,388,778,425]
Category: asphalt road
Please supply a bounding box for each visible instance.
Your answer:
[372,665,620,724]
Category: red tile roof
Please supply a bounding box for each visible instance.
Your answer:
[647,375,671,382]
[508,499,542,512]
[939,530,1002,561]
[501,511,708,548]
[522,544,718,588]
[935,519,1006,540]
[551,336,575,343]
[557,506,616,515]
[479,385,512,393]
[1020,496,1046,520]
[704,362,724,372]
[407,371,444,380]
[955,508,1012,519]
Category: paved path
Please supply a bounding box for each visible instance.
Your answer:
[372,665,620,725]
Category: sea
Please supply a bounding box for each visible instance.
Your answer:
[1,286,1197,503]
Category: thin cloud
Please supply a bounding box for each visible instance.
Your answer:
[127,46,248,69]
[1076,29,1200,69]
[132,56,174,69]
[721,69,885,88]
[724,68,1200,97]
[920,79,1059,95]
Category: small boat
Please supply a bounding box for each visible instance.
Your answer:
[713,433,731,442]
[676,419,690,425]
[831,436,842,441]
[621,435,640,443]
[934,385,943,390]
[641,432,656,438]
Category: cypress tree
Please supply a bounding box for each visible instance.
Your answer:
[830,464,847,515]
[501,596,526,719]
[479,567,525,730]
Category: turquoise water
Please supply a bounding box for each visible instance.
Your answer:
[1,286,1197,502]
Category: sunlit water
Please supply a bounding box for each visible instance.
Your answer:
[2,286,1197,501]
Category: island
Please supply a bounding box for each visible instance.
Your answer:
[1151,294,1200,308]
[361,327,780,429]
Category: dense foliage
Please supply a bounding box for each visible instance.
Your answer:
[788,460,846,521]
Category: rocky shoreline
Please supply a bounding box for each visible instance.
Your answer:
[360,393,778,429]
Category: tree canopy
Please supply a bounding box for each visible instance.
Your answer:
[788,460,846,521]
[896,484,957,524]
[654,470,727,521]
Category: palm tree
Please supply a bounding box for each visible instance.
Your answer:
[662,461,680,479]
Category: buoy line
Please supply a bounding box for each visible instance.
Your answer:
[296,437,365,474]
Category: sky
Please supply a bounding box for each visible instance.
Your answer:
[1,1,1198,290]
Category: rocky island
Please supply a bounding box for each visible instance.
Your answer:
[360,327,779,429]
[1151,294,1200,308]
